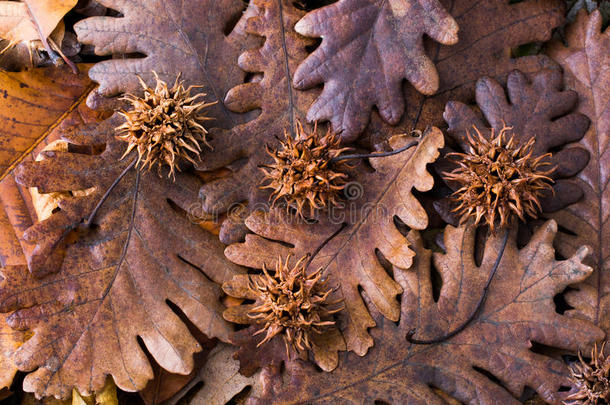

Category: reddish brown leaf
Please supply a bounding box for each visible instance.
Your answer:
[201,0,566,229]
[249,221,604,404]
[546,10,609,335]
[440,69,590,217]
[291,0,459,141]
[0,114,245,399]
[363,0,564,144]
[224,128,443,367]
[195,0,319,243]
[73,0,256,124]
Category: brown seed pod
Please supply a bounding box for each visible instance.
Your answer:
[115,71,216,179]
[246,255,342,355]
[443,125,554,231]
[566,342,610,405]
[260,122,352,218]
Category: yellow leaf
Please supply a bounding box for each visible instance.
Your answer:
[71,378,117,405]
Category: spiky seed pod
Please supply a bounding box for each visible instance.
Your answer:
[566,342,610,405]
[247,255,342,355]
[115,71,216,179]
[260,122,352,218]
[443,125,554,232]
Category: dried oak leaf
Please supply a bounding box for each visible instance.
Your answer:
[224,128,444,365]
[137,309,216,405]
[196,0,318,243]
[250,221,605,404]
[0,65,95,183]
[0,115,245,399]
[73,0,255,126]
[291,0,459,141]
[362,0,564,145]
[440,69,590,220]
[164,343,261,405]
[545,10,610,336]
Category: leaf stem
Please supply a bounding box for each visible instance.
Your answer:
[305,223,348,269]
[85,158,137,227]
[406,228,510,345]
[330,140,419,163]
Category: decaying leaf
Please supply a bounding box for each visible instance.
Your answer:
[0,0,76,50]
[363,0,564,144]
[0,65,95,182]
[0,114,245,399]
[441,69,590,217]
[196,0,317,243]
[224,128,443,367]
[73,0,255,123]
[546,10,609,335]
[249,221,604,404]
[292,0,459,141]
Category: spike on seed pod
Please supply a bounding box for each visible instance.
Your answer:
[246,255,342,356]
[442,125,555,232]
[260,122,352,219]
[115,71,217,179]
[566,342,610,405]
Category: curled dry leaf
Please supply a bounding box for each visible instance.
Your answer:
[545,10,610,337]
[73,0,255,123]
[197,0,317,243]
[292,0,459,141]
[1,115,245,399]
[224,128,443,368]
[250,221,604,405]
[0,0,76,49]
[440,69,590,219]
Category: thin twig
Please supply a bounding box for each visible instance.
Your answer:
[84,158,137,227]
[330,140,419,163]
[406,228,510,345]
[305,223,348,269]
[48,37,78,74]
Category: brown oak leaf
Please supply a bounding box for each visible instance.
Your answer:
[440,69,590,219]
[291,0,459,141]
[546,10,609,335]
[73,0,256,125]
[164,343,261,405]
[224,128,444,365]
[0,65,95,183]
[0,115,245,399]
[249,221,605,404]
[363,0,565,145]
[196,0,318,243]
